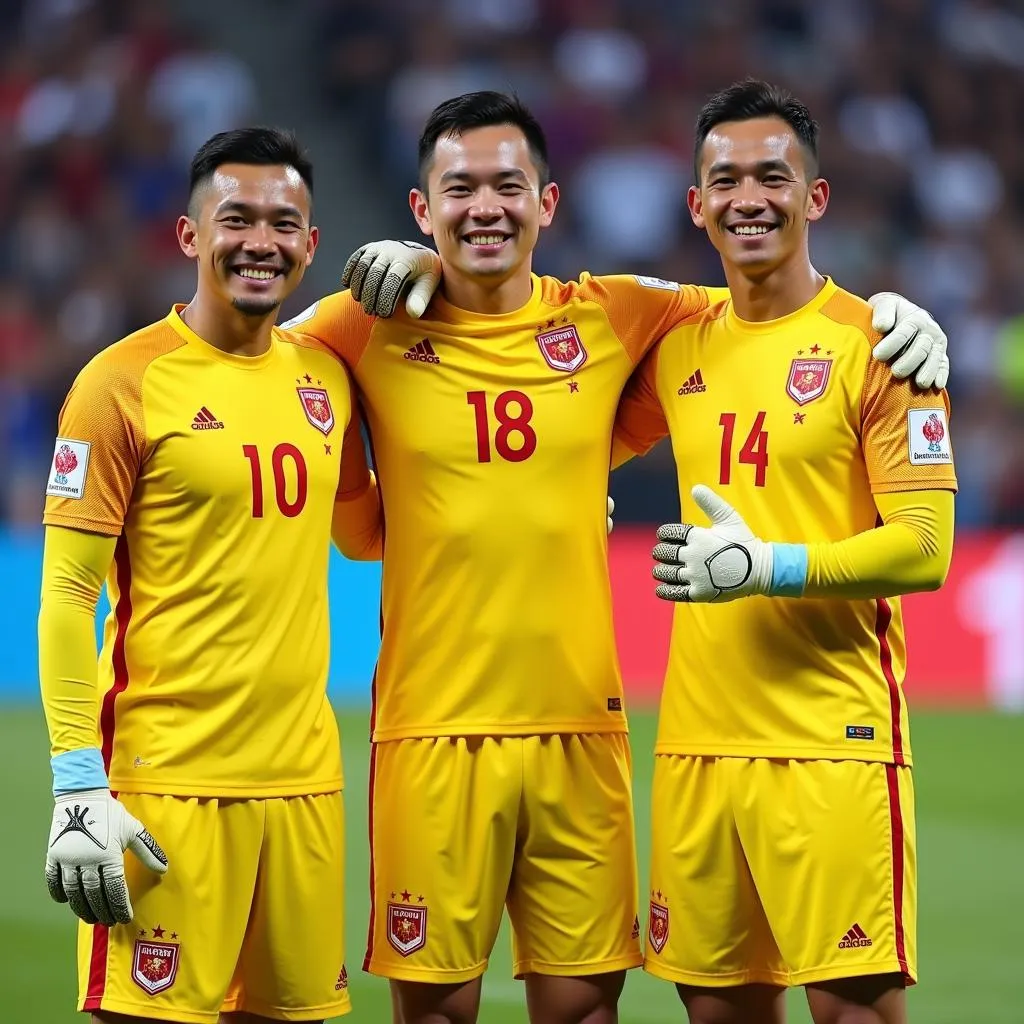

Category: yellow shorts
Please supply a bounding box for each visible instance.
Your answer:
[645,756,916,989]
[365,733,642,983]
[78,792,350,1023]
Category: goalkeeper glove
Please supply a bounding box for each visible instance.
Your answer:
[341,240,441,319]
[868,292,949,390]
[652,485,807,603]
[607,495,615,535]
[46,789,168,925]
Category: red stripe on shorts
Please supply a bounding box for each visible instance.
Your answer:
[363,737,380,972]
[82,923,109,1009]
[100,535,134,773]
[875,599,905,765]
[885,764,910,979]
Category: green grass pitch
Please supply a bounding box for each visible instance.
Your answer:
[3,706,1021,1022]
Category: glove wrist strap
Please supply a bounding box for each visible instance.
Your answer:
[52,747,108,797]
[768,543,808,597]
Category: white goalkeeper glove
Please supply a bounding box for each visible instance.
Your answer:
[607,495,615,535]
[652,485,808,603]
[342,240,441,319]
[46,789,168,926]
[868,292,949,390]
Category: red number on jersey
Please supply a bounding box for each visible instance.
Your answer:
[243,443,309,517]
[467,390,537,463]
[718,412,768,487]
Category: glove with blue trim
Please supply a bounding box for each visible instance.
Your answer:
[46,788,168,925]
[652,485,806,603]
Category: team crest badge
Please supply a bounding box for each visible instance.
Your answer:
[387,902,427,956]
[131,937,180,995]
[648,901,669,954]
[786,358,832,406]
[297,387,335,435]
[537,324,587,373]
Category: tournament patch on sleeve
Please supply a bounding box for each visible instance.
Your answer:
[634,275,679,291]
[906,409,952,466]
[46,438,91,499]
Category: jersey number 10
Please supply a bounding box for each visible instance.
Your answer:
[242,443,308,517]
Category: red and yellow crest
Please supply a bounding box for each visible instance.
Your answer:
[786,358,832,406]
[297,387,335,435]
[648,901,669,954]
[537,324,587,373]
[387,902,427,956]
[131,939,180,995]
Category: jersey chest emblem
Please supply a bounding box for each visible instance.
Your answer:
[786,358,832,406]
[297,387,335,435]
[536,322,587,373]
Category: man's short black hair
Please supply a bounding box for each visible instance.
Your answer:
[188,126,313,216]
[417,91,550,189]
[694,79,820,184]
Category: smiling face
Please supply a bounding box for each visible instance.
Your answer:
[177,162,317,317]
[409,124,558,285]
[688,116,827,277]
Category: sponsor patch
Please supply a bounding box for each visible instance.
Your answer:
[131,938,180,995]
[634,275,679,291]
[297,387,335,435]
[607,697,623,711]
[46,439,90,500]
[846,725,875,741]
[907,409,952,465]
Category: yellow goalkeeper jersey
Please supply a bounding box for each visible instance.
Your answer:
[287,275,712,740]
[42,307,367,797]
[614,280,958,765]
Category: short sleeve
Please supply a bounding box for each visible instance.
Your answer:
[861,358,958,494]
[43,357,148,536]
[281,290,376,369]
[577,275,711,365]
[613,344,669,455]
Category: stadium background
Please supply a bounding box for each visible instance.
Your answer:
[0,0,1020,1020]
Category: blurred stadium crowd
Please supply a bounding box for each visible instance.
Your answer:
[2,0,1022,527]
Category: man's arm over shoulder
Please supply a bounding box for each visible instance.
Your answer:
[612,344,669,469]
[577,274,712,365]
[331,377,382,561]
[281,292,376,369]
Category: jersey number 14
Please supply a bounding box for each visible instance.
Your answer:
[719,412,768,487]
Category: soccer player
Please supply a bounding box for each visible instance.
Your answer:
[612,80,957,1024]
[287,92,950,1024]
[39,127,380,1024]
